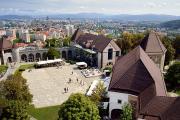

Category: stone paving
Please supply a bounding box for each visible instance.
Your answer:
[22,64,101,108]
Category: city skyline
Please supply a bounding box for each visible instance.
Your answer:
[0,0,180,16]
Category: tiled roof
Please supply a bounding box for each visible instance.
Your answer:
[109,46,167,96]
[74,33,112,52]
[140,96,180,120]
[0,37,12,50]
[140,31,166,53]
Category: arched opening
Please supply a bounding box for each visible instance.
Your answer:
[42,52,47,60]
[21,54,27,62]
[36,53,41,61]
[111,109,123,120]
[28,53,34,62]
[62,51,66,59]
[68,50,72,59]
[7,57,12,63]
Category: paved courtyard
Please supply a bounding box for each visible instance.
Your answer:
[22,64,101,108]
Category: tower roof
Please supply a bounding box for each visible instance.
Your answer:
[109,46,167,96]
[140,32,166,54]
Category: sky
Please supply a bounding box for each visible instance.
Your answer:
[0,0,180,15]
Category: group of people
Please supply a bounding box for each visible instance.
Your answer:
[64,70,86,93]
[64,87,69,93]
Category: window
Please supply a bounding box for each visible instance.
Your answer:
[116,51,119,57]
[108,48,113,60]
[117,99,122,104]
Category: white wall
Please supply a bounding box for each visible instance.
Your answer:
[102,42,119,68]
[108,91,137,118]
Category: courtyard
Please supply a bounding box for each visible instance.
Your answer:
[22,63,101,108]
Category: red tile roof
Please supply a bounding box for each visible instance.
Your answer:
[0,37,12,50]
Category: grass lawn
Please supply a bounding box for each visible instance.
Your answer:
[28,105,60,120]
[0,65,8,74]
[175,89,180,95]
[14,64,35,75]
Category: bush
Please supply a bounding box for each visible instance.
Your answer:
[121,103,133,120]
[165,62,180,89]
[58,93,100,120]
[1,100,30,120]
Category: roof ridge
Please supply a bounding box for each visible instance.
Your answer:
[155,32,164,53]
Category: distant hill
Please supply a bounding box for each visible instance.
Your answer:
[160,20,180,29]
[0,13,180,21]
[49,13,180,21]
[0,15,32,20]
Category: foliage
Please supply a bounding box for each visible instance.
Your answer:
[1,100,30,120]
[58,93,100,120]
[89,82,107,105]
[14,64,34,75]
[46,47,60,60]
[0,65,8,74]
[165,62,180,89]
[161,36,175,65]
[116,33,144,55]
[173,36,180,59]
[63,37,71,47]
[28,105,60,120]
[103,67,112,73]
[1,73,32,103]
[13,38,22,44]
[46,38,62,48]
[0,73,32,120]
[120,103,133,120]
[160,20,180,29]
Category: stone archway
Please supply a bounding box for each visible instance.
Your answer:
[68,50,72,59]
[36,53,41,61]
[28,53,34,62]
[111,109,123,120]
[21,54,27,62]
[62,51,67,59]
[7,57,12,63]
[42,52,47,60]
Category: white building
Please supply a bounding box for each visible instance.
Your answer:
[64,24,75,36]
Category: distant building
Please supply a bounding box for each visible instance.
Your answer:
[0,29,6,37]
[18,29,30,43]
[64,25,75,36]
[21,33,30,43]
[140,31,166,71]
[6,29,16,39]
[33,33,47,42]
[0,36,14,64]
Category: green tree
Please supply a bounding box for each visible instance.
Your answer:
[0,73,32,120]
[89,82,107,105]
[161,36,175,65]
[46,38,62,48]
[1,73,32,103]
[116,33,144,55]
[173,36,180,59]
[121,103,133,120]
[165,62,180,89]
[58,93,100,120]
[1,100,30,120]
[46,47,60,59]
[63,37,71,47]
